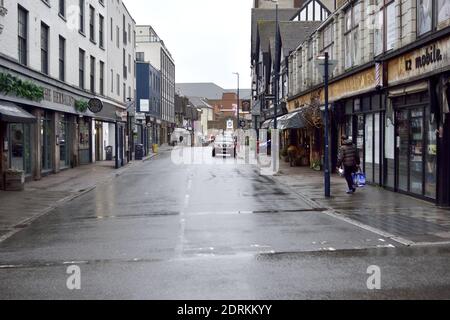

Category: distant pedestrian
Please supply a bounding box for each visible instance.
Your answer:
[337,135,360,194]
[287,144,299,167]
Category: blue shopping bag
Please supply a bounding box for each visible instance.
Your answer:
[352,172,366,187]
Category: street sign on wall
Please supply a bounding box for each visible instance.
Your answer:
[227,119,234,130]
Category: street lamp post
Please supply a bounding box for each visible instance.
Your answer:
[273,1,279,130]
[233,72,240,129]
[323,52,330,198]
[315,52,336,198]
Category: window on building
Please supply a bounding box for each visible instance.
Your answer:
[90,56,95,93]
[128,54,131,74]
[116,26,120,48]
[89,5,95,42]
[40,23,49,75]
[123,49,127,79]
[321,22,334,59]
[123,15,127,45]
[79,49,85,89]
[59,36,66,81]
[418,0,450,36]
[437,0,450,24]
[59,0,65,17]
[99,61,104,96]
[374,0,396,56]
[18,6,28,66]
[111,69,114,93]
[79,0,85,33]
[344,1,360,69]
[117,74,120,96]
[296,0,329,21]
[99,14,104,48]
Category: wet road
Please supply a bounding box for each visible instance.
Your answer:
[1,147,450,299]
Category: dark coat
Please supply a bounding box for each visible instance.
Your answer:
[337,140,360,168]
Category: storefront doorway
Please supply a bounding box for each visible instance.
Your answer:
[95,121,103,162]
[8,123,32,176]
[393,91,437,199]
[59,115,71,169]
[41,111,53,173]
[78,117,91,165]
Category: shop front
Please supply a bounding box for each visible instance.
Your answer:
[0,101,36,189]
[385,35,450,205]
[339,93,386,186]
[288,66,378,172]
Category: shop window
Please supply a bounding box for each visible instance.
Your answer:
[409,109,424,194]
[362,96,371,112]
[356,115,364,167]
[425,107,437,199]
[365,114,374,183]
[59,115,71,169]
[8,123,32,175]
[41,112,53,172]
[372,95,381,111]
[78,118,91,165]
[384,116,395,189]
[345,100,353,114]
[354,98,361,112]
[374,113,381,185]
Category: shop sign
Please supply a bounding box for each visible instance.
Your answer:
[135,112,145,120]
[388,36,450,85]
[288,68,376,112]
[42,87,77,107]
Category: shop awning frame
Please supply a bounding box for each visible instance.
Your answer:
[0,101,36,123]
[277,111,306,130]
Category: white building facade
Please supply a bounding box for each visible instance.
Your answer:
[0,0,136,190]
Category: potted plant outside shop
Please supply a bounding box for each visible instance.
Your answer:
[4,168,25,191]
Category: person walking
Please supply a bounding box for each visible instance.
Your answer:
[337,135,360,194]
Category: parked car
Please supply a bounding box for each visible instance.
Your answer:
[212,134,236,158]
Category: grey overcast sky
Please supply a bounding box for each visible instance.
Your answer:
[125,0,253,89]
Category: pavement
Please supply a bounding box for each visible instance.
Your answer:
[0,145,172,243]
[1,146,450,299]
[273,161,450,246]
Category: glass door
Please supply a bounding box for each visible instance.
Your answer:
[8,123,32,175]
[409,108,424,195]
[396,109,409,192]
[59,115,71,169]
[41,112,53,172]
[395,106,427,197]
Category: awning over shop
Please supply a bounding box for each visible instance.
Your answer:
[388,81,428,97]
[278,111,306,130]
[261,119,273,129]
[0,101,36,123]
